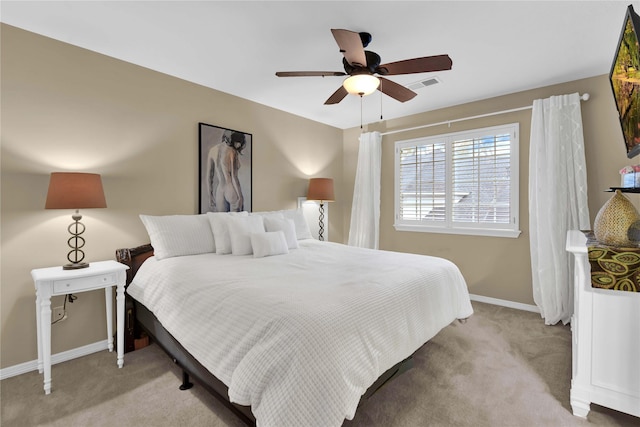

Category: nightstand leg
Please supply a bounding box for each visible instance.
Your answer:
[41,297,52,394]
[105,287,114,352]
[116,283,125,368]
[35,292,43,374]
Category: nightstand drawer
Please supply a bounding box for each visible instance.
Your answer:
[53,273,116,293]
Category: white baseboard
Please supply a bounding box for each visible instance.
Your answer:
[0,340,108,381]
[2,297,537,381]
[470,293,540,314]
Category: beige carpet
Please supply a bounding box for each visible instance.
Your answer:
[1,302,637,426]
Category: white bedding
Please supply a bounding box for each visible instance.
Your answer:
[127,240,473,427]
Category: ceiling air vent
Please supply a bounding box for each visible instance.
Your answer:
[406,76,441,91]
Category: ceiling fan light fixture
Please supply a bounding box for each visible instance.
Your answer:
[343,74,380,96]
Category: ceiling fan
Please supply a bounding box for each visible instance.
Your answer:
[275,29,453,105]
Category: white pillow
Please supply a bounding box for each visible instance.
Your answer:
[252,208,312,240]
[207,211,249,255]
[227,215,265,256]
[282,209,313,240]
[139,214,214,260]
[263,216,298,249]
[251,231,289,258]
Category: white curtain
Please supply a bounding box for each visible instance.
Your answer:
[348,131,382,249]
[529,93,590,325]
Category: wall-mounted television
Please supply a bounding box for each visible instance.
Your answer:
[610,4,640,159]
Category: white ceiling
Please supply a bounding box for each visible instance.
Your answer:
[1,1,637,129]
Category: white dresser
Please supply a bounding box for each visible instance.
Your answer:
[566,230,640,418]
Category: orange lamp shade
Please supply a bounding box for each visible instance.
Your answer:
[307,178,335,202]
[45,172,107,209]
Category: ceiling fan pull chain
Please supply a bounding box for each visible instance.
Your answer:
[360,95,364,129]
[380,79,383,121]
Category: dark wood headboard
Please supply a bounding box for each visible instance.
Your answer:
[115,243,154,286]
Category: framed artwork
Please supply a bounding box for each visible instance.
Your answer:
[198,123,252,213]
[610,4,640,159]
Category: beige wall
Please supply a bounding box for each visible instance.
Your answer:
[343,74,630,306]
[1,22,633,370]
[0,25,344,368]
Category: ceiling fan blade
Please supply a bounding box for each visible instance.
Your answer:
[324,85,348,105]
[331,29,367,68]
[378,54,452,75]
[276,71,346,77]
[377,77,417,103]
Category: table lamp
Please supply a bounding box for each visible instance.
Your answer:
[307,178,335,241]
[45,172,107,269]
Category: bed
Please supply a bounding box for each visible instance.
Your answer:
[117,210,473,426]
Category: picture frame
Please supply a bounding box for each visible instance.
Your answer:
[610,4,640,159]
[198,122,252,213]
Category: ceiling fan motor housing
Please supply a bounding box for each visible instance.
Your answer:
[343,51,381,75]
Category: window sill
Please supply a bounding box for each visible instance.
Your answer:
[394,223,521,238]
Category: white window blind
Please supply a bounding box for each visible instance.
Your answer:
[395,123,520,238]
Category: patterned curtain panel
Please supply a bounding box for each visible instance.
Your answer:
[348,131,382,249]
[529,93,591,325]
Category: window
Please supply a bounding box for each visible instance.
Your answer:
[395,123,520,238]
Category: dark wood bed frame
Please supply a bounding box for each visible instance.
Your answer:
[116,243,415,426]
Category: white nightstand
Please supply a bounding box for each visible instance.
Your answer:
[31,260,129,394]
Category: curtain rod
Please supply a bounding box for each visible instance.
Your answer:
[379,93,590,137]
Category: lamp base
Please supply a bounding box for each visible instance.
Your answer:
[318,202,325,241]
[65,211,88,269]
[63,262,90,270]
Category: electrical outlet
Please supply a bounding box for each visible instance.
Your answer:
[52,306,66,322]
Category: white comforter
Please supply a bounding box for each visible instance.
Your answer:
[127,240,473,427]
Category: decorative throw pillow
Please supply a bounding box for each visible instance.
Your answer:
[251,231,289,258]
[227,215,265,256]
[252,208,313,240]
[263,216,298,249]
[139,214,215,260]
[207,211,249,255]
[282,208,313,240]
